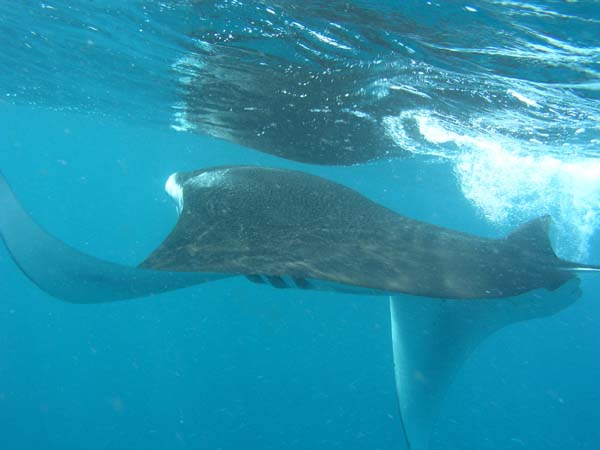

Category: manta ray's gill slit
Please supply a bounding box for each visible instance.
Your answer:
[247,275,312,290]
[266,275,290,289]
[292,277,313,290]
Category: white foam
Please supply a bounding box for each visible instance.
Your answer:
[165,173,184,214]
[455,142,600,259]
[386,112,600,260]
[507,89,540,108]
[307,30,352,50]
[382,113,451,158]
[389,84,432,99]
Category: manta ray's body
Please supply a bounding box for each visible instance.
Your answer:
[141,166,579,299]
[0,166,595,450]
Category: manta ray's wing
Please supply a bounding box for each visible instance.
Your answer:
[389,281,581,450]
[0,172,227,303]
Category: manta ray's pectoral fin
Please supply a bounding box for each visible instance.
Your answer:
[0,172,227,303]
[389,280,580,450]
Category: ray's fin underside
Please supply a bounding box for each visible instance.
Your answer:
[0,171,226,303]
[389,277,581,450]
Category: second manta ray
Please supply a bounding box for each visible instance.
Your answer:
[0,166,597,450]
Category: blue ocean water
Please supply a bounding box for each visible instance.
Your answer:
[0,1,599,449]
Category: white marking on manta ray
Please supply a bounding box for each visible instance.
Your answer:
[186,169,229,189]
[165,169,230,215]
[165,173,183,215]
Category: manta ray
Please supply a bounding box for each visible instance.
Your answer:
[0,166,596,450]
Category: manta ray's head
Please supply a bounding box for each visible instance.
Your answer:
[164,167,232,215]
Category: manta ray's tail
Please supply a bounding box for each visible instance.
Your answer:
[0,171,224,303]
[561,263,600,272]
